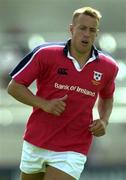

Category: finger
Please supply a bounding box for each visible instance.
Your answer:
[90,124,103,131]
[53,105,66,115]
[58,101,66,107]
[93,127,105,133]
[91,126,106,135]
[90,126,105,136]
[59,94,68,101]
[89,120,98,129]
[53,110,61,116]
[89,123,101,132]
[92,121,106,133]
[55,103,66,112]
[56,107,65,114]
[93,130,106,137]
[57,106,65,112]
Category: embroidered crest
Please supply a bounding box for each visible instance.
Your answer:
[93,71,103,81]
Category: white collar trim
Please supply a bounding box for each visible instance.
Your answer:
[67,50,96,72]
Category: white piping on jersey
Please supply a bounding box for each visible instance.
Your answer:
[98,51,117,64]
[12,45,65,78]
[67,50,96,72]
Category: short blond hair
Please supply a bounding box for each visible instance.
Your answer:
[72,7,102,24]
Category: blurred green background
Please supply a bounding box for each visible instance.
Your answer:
[0,0,126,179]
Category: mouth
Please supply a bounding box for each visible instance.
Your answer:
[81,40,89,46]
[81,40,89,45]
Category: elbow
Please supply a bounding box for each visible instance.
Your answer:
[7,82,13,95]
[7,80,16,96]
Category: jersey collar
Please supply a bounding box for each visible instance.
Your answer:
[63,39,99,61]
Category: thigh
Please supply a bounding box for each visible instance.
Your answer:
[47,150,87,180]
[20,141,47,175]
[21,172,45,180]
[44,166,75,180]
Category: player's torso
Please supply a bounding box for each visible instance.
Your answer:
[36,47,109,104]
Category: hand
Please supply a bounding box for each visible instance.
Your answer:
[41,95,68,116]
[89,119,108,137]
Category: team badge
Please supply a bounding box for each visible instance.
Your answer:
[92,71,103,85]
[93,71,103,81]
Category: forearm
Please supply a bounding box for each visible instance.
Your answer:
[89,97,113,136]
[98,96,113,124]
[7,79,46,109]
[7,79,67,116]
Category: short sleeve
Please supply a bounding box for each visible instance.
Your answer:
[99,65,119,99]
[9,48,44,87]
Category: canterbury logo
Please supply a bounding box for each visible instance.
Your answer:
[57,68,68,75]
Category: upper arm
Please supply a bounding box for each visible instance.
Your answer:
[99,65,118,99]
[9,49,44,87]
[7,79,25,94]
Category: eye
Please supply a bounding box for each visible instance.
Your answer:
[90,28,97,33]
[79,26,86,31]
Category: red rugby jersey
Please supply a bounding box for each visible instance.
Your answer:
[10,40,119,155]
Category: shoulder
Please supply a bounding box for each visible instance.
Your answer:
[98,50,119,70]
[32,42,65,55]
[28,42,66,66]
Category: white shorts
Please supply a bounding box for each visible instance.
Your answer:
[20,141,87,180]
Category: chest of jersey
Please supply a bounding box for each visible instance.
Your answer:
[38,55,107,98]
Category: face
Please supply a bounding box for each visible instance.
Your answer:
[70,14,99,55]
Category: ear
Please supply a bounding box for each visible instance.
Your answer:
[69,24,73,34]
[96,29,99,37]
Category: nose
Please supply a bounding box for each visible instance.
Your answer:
[83,28,90,37]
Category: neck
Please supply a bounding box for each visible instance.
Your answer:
[70,47,92,66]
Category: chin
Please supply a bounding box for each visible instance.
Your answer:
[78,47,89,54]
